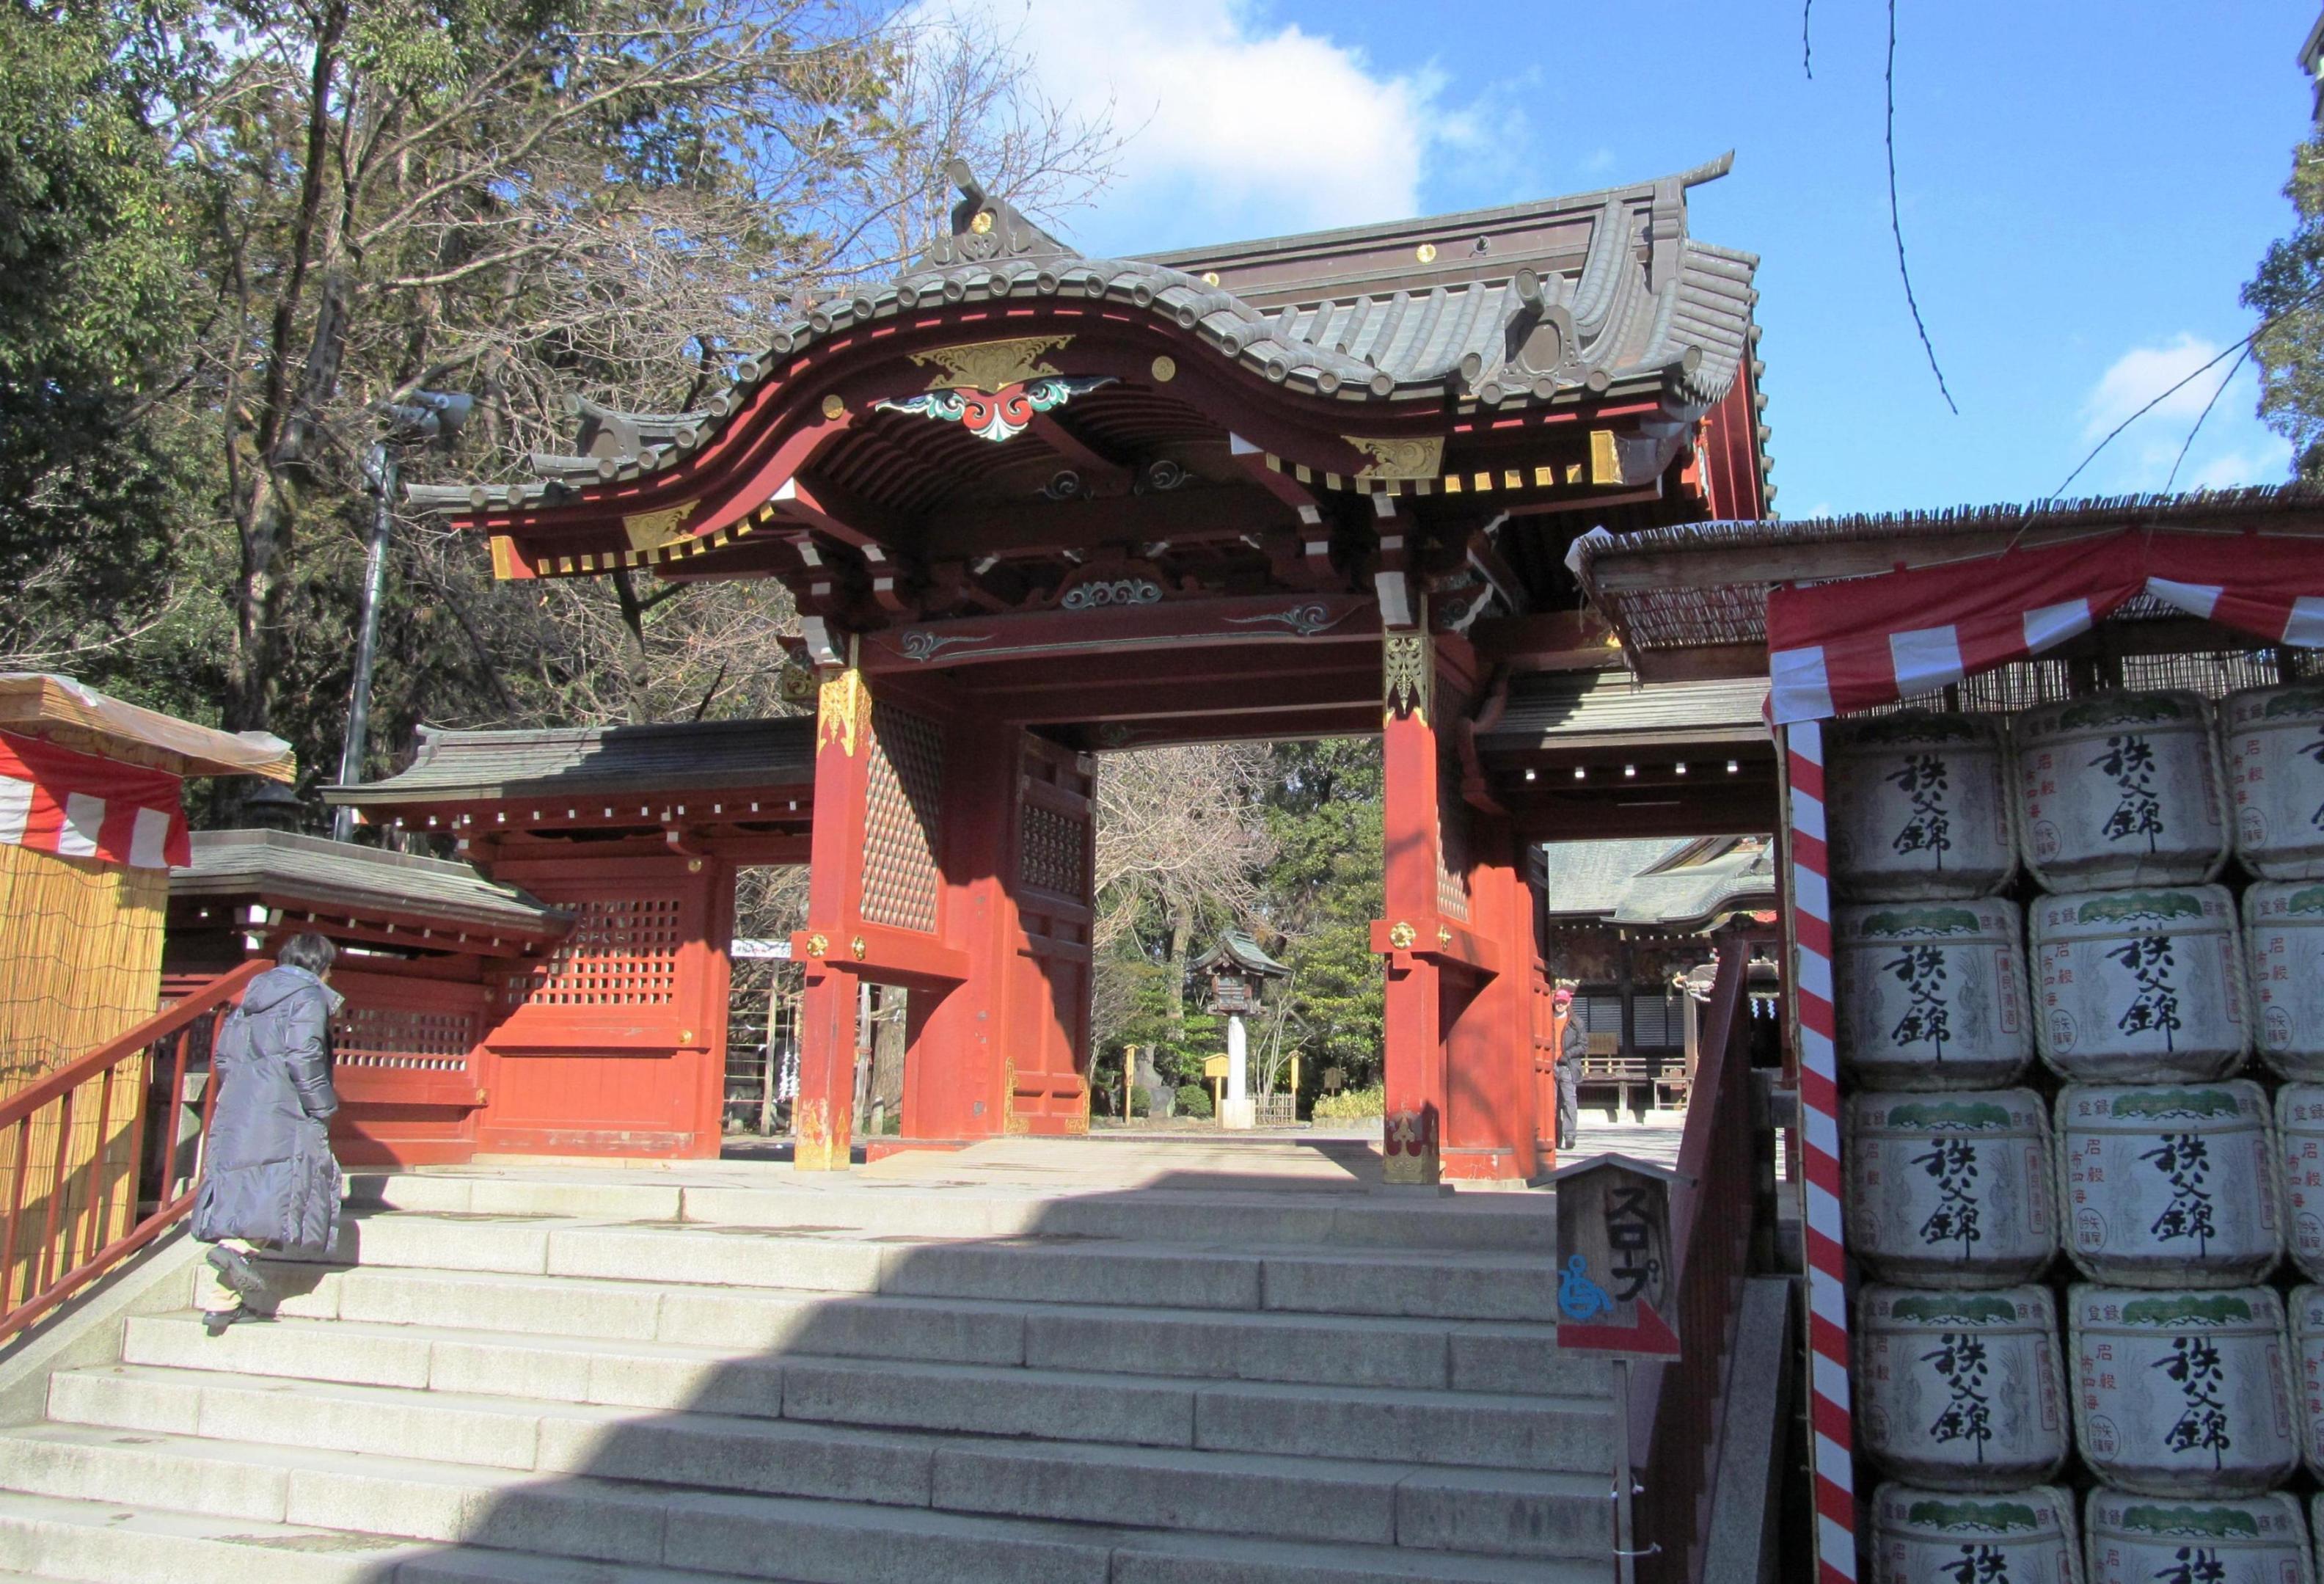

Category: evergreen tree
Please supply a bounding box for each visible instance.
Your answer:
[2246,138,2324,478]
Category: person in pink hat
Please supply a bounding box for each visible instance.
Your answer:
[1553,986,1584,1152]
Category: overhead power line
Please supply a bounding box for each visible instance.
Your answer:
[1886,0,1956,415]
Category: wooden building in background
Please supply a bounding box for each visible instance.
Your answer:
[1538,833,1776,1114]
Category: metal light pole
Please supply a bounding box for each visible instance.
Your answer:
[332,392,471,842]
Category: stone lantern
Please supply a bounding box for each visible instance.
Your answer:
[1191,930,1290,1130]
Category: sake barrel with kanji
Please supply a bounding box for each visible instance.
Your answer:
[1871,1484,2080,1584]
[2085,1489,2313,1584]
[2014,691,2227,891]
[2033,886,2250,1084]
[2224,683,2324,881]
[2056,1081,2280,1287]
[1846,1089,2056,1287]
[1857,1285,2069,1490]
[2247,882,2324,1081]
[1827,712,2017,899]
[2283,1087,2324,1283]
[2069,1285,2298,1497]
[2290,1285,2324,1481]
[1838,899,2034,1091]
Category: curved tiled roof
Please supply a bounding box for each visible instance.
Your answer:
[409,158,1762,518]
[174,830,569,937]
[1540,835,1776,930]
[324,717,815,806]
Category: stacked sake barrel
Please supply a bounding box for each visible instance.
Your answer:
[1830,688,2324,1583]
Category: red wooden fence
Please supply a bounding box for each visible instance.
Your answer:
[0,960,263,1344]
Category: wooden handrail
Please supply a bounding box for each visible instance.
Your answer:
[1634,930,1769,1584]
[0,960,269,1345]
[0,960,267,1131]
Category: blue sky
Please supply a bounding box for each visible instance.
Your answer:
[968,0,2317,517]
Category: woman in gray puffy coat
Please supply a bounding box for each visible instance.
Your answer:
[191,932,343,1335]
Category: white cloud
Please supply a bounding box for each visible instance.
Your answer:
[2072,332,2292,493]
[943,0,1447,253]
[2187,445,2291,492]
[2080,334,2234,440]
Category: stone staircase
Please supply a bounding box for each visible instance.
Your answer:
[0,1164,1619,1583]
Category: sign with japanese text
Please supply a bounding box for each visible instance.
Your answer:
[1551,1154,1686,1357]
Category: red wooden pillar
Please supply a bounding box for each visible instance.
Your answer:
[1375,623,1533,1186]
[893,711,1017,1151]
[1440,814,1538,1182]
[894,725,1095,1150]
[1005,737,1097,1132]
[1377,625,1448,1185]
[792,663,874,1170]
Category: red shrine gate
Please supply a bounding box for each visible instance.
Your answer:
[384,159,1773,1182]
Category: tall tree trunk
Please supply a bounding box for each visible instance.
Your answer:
[221,5,348,751]
[1166,902,1191,1029]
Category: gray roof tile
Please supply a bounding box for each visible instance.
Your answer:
[173,831,568,935]
[326,718,814,806]
[410,159,1760,518]
[1541,836,1776,930]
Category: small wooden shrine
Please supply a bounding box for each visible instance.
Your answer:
[0,674,293,1299]
[318,718,813,1157]
[368,156,1775,1181]
[164,829,570,1164]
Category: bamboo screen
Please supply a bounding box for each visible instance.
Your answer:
[0,842,166,1309]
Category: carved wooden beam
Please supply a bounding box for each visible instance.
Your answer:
[858,592,1379,674]
[918,484,1291,561]
[1027,412,1136,496]
[764,475,901,551]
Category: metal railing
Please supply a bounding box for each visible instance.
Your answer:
[0,959,264,1344]
[1633,930,1768,1584]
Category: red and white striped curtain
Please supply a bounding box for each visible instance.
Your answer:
[0,731,190,872]
[1766,530,2324,724]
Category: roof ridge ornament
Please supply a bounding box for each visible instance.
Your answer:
[922,159,1078,269]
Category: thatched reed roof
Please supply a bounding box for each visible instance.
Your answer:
[1569,483,2324,679]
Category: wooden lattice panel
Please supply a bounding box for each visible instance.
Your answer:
[497,895,682,1008]
[1019,802,1087,898]
[335,1004,475,1072]
[860,701,943,933]
[1436,757,1472,921]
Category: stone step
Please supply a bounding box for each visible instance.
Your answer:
[304,1210,1566,1324]
[73,1328,1608,1477]
[227,1255,1601,1397]
[0,1429,1604,1582]
[345,1172,1561,1254]
[0,1487,786,1584]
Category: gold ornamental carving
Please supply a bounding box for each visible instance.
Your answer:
[850,935,867,960]
[805,931,829,957]
[1343,436,1444,482]
[621,500,699,552]
[910,335,1072,393]
[1388,920,1417,950]
[1383,632,1433,727]
[1436,924,1452,949]
[777,661,818,707]
[1001,1058,1028,1134]
[816,665,868,757]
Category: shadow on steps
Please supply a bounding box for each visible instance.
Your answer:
[0,1154,1631,1584]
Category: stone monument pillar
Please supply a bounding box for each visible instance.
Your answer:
[1221,1012,1254,1130]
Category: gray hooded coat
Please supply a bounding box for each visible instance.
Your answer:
[190,965,343,1255]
